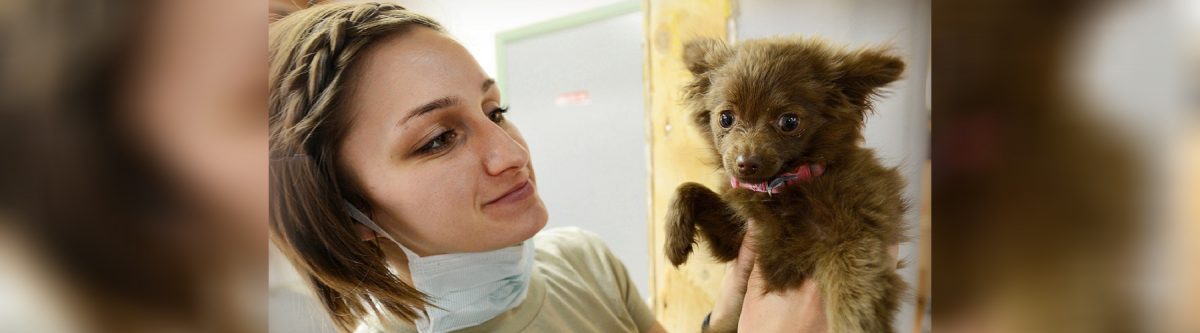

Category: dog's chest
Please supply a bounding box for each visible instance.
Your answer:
[725,189,821,223]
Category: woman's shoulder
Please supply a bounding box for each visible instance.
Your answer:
[532,227,625,285]
[533,227,608,255]
[529,227,654,332]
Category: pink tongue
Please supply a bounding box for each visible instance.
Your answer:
[730,163,827,193]
[793,165,812,180]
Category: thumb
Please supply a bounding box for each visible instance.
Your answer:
[732,219,759,278]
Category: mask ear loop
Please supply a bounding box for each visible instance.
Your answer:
[341,201,450,320]
[342,201,389,239]
[342,200,423,259]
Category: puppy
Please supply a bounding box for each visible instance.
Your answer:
[665,37,908,333]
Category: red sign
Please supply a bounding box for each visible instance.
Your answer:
[555,90,591,106]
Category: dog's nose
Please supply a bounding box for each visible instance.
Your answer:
[736,155,760,174]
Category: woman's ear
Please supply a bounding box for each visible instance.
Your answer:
[355,224,380,242]
[682,38,731,75]
[834,47,905,108]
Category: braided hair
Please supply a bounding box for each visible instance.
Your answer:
[268,3,443,332]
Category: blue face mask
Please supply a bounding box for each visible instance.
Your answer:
[343,201,535,333]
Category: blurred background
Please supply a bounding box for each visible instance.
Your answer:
[0,0,1195,333]
[933,0,1199,332]
[2,0,267,332]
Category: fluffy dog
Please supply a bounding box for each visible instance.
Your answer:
[665,37,908,333]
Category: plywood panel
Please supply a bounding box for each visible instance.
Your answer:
[643,0,731,332]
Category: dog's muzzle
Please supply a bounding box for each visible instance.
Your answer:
[730,163,825,195]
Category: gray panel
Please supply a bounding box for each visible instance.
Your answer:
[502,12,651,298]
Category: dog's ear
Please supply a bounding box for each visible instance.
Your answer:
[834,47,905,109]
[681,38,731,151]
[682,38,731,75]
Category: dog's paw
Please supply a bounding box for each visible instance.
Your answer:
[664,209,695,266]
[665,233,693,267]
[664,187,698,267]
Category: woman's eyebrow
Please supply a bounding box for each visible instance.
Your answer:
[399,96,460,126]
[397,79,495,127]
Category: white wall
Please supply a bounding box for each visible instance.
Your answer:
[399,0,627,77]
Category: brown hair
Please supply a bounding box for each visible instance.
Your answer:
[268,3,443,332]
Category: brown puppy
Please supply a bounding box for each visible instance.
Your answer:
[665,37,908,333]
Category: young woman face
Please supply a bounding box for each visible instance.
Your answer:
[338,28,548,256]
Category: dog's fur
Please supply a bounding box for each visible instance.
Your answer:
[665,37,908,333]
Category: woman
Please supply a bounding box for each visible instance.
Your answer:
[269,3,860,333]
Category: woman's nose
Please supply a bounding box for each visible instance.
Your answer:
[477,120,530,176]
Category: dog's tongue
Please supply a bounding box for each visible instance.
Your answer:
[731,163,826,194]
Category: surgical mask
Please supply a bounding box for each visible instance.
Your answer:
[343,201,535,333]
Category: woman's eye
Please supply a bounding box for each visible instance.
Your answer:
[418,130,458,154]
[488,106,509,123]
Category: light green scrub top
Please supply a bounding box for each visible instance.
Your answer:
[356,227,657,333]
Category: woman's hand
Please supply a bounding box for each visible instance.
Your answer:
[708,220,900,333]
[706,221,759,332]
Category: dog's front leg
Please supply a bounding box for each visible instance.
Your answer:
[814,237,905,333]
[665,182,746,266]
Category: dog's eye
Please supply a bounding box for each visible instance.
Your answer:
[718,111,734,128]
[778,113,799,132]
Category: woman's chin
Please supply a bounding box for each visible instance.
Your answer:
[489,198,548,246]
[517,200,549,238]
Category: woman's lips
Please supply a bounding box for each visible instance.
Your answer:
[485,180,533,206]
